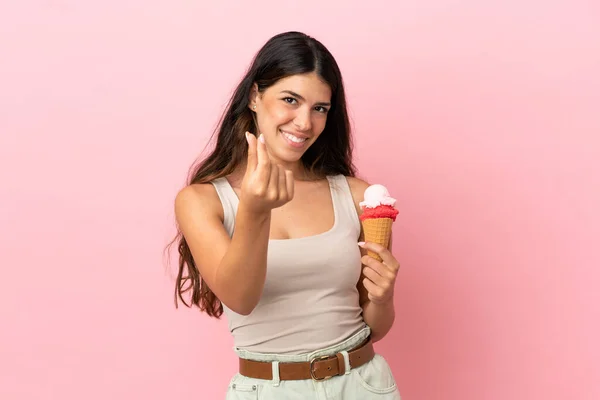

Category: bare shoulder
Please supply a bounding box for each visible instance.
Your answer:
[345,176,371,212]
[174,182,224,226]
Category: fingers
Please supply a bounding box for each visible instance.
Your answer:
[255,134,271,183]
[256,134,268,167]
[362,255,397,281]
[278,165,287,200]
[362,265,384,286]
[243,132,294,209]
[361,278,382,303]
[285,169,294,200]
[358,242,400,272]
[362,277,393,304]
[268,162,279,200]
[245,132,257,173]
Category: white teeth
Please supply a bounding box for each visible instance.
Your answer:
[282,131,307,143]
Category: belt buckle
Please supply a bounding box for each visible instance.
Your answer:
[309,355,334,381]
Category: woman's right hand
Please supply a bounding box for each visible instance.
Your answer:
[240,132,294,214]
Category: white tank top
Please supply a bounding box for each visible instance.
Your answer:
[210,174,367,355]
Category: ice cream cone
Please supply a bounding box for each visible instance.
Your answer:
[359,184,399,262]
[362,217,393,262]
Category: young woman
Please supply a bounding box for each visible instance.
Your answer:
[172,31,401,399]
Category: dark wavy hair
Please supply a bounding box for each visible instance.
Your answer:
[167,31,356,317]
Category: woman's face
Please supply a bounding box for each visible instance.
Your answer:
[250,72,332,167]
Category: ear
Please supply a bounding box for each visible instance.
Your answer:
[248,83,259,111]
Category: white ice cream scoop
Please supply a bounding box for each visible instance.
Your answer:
[359,184,397,208]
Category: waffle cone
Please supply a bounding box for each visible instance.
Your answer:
[361,218,393,262]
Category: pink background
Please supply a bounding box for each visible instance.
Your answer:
[1,1,599,399]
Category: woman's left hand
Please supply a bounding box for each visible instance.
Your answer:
[358,242,400,305]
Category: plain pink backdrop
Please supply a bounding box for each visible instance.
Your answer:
[1,1,599,399]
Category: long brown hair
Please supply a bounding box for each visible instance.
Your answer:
[168,31,357,317]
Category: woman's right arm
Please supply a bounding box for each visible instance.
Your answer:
[174,133,293,315]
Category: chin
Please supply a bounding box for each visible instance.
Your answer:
[273,148,305,164]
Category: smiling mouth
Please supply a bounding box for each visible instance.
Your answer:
[280,130,309,145]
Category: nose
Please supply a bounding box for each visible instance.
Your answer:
[293,108,312,132]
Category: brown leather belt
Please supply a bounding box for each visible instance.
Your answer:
[239,338,375,381]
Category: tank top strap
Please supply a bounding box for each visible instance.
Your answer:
[328,174,361,238]
[210,177,239,237]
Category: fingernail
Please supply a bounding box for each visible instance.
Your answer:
[259,134,265,144]
[358,242,365,247]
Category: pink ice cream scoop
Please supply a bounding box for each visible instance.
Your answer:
[359,184,399,221]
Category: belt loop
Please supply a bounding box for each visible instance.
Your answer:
[271,361,281,386]
[340,350,351,375]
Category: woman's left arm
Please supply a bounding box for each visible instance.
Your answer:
[347,177,400,343]
[357,236,399,342]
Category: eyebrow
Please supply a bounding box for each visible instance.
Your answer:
[280,90,331,107]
